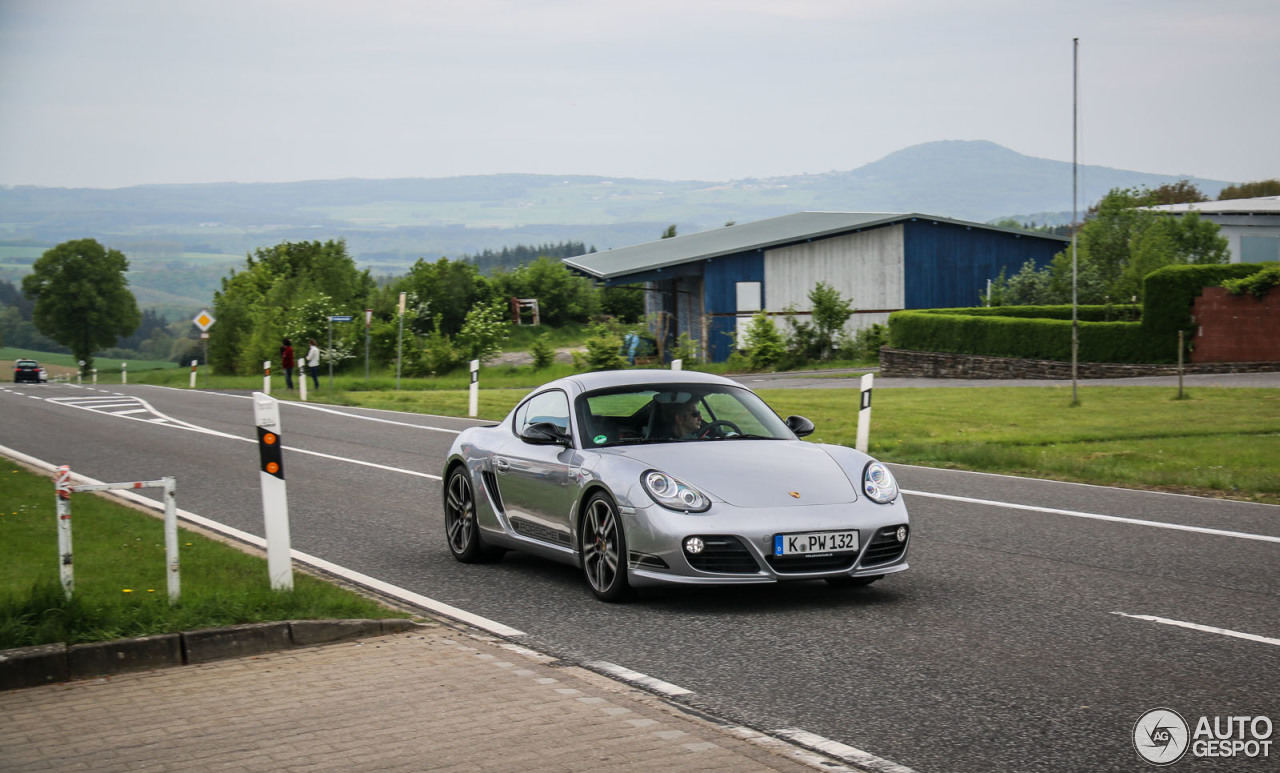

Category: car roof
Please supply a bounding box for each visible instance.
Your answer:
[548,369,741,395]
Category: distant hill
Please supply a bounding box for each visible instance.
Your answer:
[0,140,1233,314]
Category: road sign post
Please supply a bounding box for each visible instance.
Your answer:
[253,392,293,591]
[192,310,215,389]
[365,308,373,382]
[263,360,271,395]
[121,362,127,385]
[396,292,406,390]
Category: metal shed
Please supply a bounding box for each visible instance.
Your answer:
[564,211,1068,362]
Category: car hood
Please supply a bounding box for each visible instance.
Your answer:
[601,440,858,507]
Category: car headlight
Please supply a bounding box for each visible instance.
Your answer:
[642,470,710,513]
[863,461,898,504]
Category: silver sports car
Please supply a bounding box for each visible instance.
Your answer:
[442,370,909,601]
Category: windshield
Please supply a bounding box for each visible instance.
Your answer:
[576,383,793,448]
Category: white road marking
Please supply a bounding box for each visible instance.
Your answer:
[32,389,444,481]
[1112,613,1280,647]
[902,489,1280,544]
[285,400,461,434]
[773,729,919,773]
[585,661,694,696]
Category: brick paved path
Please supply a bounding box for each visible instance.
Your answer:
[0,622,851,772]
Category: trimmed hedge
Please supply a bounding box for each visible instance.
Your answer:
[911,304,1140,322]
[889,263,1275,364]
[889,312,1162,363]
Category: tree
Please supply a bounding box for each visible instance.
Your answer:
[21,239,140,371]
[210,239,373,375]
[661,225,678,239]
[1219,179,1280,200]
[1147,179,1207,205]
[394,257,491,337]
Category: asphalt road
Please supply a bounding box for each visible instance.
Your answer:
[2,381,1277,773]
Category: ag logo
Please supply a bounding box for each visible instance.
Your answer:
[1134,708,1189,765]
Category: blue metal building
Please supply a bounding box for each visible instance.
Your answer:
[565,212,1068,362]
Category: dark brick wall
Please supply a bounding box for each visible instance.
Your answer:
[1191,287,1280,363]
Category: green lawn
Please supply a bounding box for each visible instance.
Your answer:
[0,464,407,649]
[0,347,173,373]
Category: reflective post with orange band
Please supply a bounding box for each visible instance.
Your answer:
[253,391,293,590]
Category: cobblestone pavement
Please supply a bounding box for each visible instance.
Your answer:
[0,622,856,772]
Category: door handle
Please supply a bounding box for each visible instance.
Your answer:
[494,458,511,473]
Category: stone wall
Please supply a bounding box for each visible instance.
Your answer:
[879,348,1280,379]
[1190,287,1280,363]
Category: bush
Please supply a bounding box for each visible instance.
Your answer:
[741,311,785,370]
[1141,263,1269,335]
[529,333,555,369]
[1221,263,1280,298]
[572,324,626,372]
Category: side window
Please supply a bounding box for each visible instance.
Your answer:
[514,390,571,436]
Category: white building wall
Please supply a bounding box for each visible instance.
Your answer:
[763,225,906,334]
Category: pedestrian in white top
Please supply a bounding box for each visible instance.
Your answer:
[306,339,321,388]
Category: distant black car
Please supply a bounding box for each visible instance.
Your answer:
[13,359,42,383]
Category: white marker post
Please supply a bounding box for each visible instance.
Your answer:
[190,359,198,388]
[263,360,271,395]
[469,359,480,418]
[91,369,97,385]
[671,359,683,371]
[253,392,293,591]
[55,465,74,599]
[299,365,308,402]
[121,362,127,384]
[855,373,874,453]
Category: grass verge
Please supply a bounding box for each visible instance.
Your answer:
[0,463,407,649]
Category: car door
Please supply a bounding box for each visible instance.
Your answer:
[492,389,578,548]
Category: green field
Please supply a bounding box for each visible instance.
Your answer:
[0,464,407,649]
[1,347,173,373]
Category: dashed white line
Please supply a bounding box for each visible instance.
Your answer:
[1112,612,1280,647]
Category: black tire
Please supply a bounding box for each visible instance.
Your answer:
[444,465,498,563]
[826,574,883,588]
[580,491,632,602]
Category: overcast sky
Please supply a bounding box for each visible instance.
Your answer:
[1,0,1275,190]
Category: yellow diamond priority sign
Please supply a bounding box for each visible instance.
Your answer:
[193,309,215,332]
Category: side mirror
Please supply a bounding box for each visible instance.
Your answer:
[785,415,815,438]
[520,421,572,447]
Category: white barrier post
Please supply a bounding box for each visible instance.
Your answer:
[671,359,683,371]
[162,476,179,602]
[253,392,293,591]
[855,373,874,453]
[91,368,97,385]
[299,365,308,402]
[55,465,74,600]
[469,359,479,418]
[189,359,198,388]
[121,362,127,385]
[263,360,271,396]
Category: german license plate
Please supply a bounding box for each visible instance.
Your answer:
[774,530,859,556]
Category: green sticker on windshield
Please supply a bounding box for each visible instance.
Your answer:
[594,434,607,444]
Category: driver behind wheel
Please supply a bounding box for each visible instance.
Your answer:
[668,400,704,439]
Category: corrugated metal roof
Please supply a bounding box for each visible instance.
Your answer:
[563,211,1067,280]
[1145,196,1280,215]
